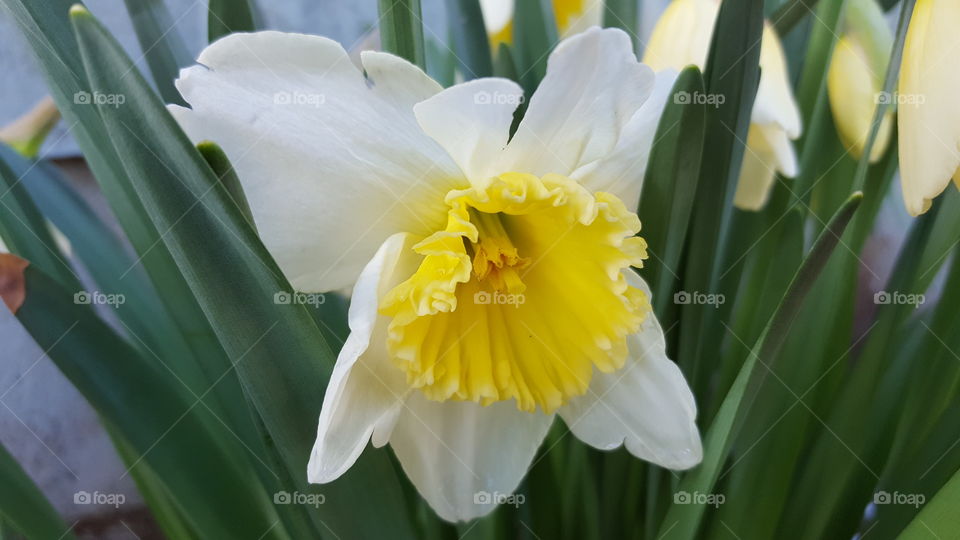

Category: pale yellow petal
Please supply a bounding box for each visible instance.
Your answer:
[898,0,960,216]
[828,35,893,162]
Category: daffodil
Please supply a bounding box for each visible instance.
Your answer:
[170,28,701,521]
[643,0,802,211]
[827,0,894,163]
[0,97,60,158]
[897,0,960,216]
[480,0,602,46]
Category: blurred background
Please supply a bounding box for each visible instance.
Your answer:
[0,0,913,537]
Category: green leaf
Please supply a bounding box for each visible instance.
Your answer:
[10,260,286,539]
[0,441,75,540]
[512,0,558,97]
[638,66,706,317]
[658,192,863,540]
[121,0,190,105]
[900,468,960,538]
[602,0,639,50]
[68,7,417,538]
[677,0,763,390]
[378,0,426,70]
[196,141,256,231]
[208,0,258,42]
[446,0,493,79]
[772,0,824,36]
[0,153,79,288]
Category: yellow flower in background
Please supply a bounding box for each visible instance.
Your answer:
[643,0,802,211]
[480,0,603,46]
[827,0,893,163]
[898,0,960,216]
[171,28,701,521]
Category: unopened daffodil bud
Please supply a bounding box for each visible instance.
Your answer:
[0,97,60,159]
[898,0,960,216]
[827,0,894,163]
[643,0,802,211]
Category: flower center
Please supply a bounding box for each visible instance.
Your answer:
[380,172,650,413]
[466,210,530,295]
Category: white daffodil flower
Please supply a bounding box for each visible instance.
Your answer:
[827,0,894,163]
[643,0,802,211]
[170,27,701,522]
[898,0,960,216]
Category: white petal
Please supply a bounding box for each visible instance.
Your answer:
[571,69,679,208]
[752,23,803,139]
[734,123,797,211]
[478,0,513,35]
[559,271,702,470]
[898,0,960,216]
[307,232,420,484]
[642,0,717,72]
[414,78,524,185]
[388,394,554,522]
[171,31,464,292]
[499,27,655,177]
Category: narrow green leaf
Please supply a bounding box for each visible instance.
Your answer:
[10,261,286,539]
[0,442,75,540]
[121,0,190,105]
[446,0,493,79]
[638,66,706,316]
[69,7,417,537]
[512,0,558,97]
[196,140,256,231]
[658,192,863,540]
[900,468,960,538]
[677,0,763,391]
[208,0,258,42]
[602,0,639,50]
[772,0,824,36]
[378,0,426,70]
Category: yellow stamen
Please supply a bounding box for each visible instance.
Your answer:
[380,173,650,413]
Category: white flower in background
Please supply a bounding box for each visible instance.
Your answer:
[479,0,603,45]
[643,0,802,211]
[827,0,894,163]
[170,27,701,522]
[897,0,960,216]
